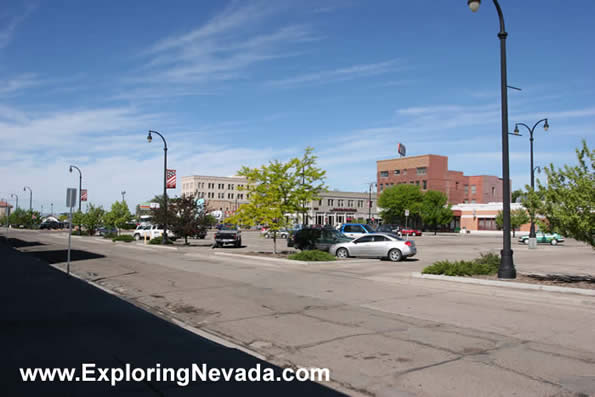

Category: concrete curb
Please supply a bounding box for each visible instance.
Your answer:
[412,272,595,296]
[214,251,342,266]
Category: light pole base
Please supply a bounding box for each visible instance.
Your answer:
[528,237,537,249]
[498,249,516,279]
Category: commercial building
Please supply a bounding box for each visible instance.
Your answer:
[451,202,530,233]
[181,175,250,217]
[0,200,13,218]
[303,191,378,226]
[376,154,505,204]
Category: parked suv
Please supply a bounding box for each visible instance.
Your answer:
[132,225,175,240]
[288,227,352,252]
[337,223,376,239]
[214,224,242,248]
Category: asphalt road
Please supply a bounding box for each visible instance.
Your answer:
[3,228,594,396]
[0,235,342,396]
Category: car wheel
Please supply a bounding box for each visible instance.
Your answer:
[264,233,270,239]
[523,239,529,245]
[336,248,349,259]
[134,234,140,241]
[550,239,558,246]
[388,248,402,262]
[236,239,242,248]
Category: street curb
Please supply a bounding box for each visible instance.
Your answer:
[411,272,595,296]
[213,251,341,266]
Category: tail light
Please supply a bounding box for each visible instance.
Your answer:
[404,241,412,247]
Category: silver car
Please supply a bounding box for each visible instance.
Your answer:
[329,233,416,262]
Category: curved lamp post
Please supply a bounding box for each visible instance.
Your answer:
[467,0,515,279]
[512,118,549,242]
[69,165,82,213]
[147,130,169,244]
[10,193,18,210]
[367,182,377,224]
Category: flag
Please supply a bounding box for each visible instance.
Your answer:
[81,189,88,201]
[166,169,176,189]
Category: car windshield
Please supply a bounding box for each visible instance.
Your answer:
[363,224,375,233]
[386,233,405,241]
[220,225,237,231]
[325,229,351,242]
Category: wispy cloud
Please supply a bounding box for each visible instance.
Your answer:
[0,73,41,95]
[0,3,36,49]
[266,60,401,88]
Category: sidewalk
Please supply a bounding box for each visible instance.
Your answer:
[0,237,342,396]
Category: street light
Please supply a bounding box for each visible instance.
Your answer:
[147,130,169,244]
[23,186,32,227]
[512,118,549,244]
[121,191,126,202]
[68,165,82,213]
[367,182,377,224]
[10,193,18,210]
[467,0,516,279]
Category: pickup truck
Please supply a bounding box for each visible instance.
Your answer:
[132,225,175,241]
[214,225,242,248]
[337,223,376,239]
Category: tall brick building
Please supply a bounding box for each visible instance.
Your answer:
[376,154,505,204]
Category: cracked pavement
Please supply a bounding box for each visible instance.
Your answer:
[5,229,595,396]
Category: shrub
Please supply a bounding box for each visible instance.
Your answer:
[112,235,134,243]
[422,252,500,276]
[288,250,336,262]
[103,233,117,239]
[149,237,174,245]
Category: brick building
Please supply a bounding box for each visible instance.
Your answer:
[376,154,505,204]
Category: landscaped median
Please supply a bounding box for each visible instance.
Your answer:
[415,252,595,296]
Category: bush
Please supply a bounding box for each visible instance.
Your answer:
[112,235,134,243]
[288,250,336,262]
[103,233,117,239]
[149,237,174,245]
[422,252,500,276]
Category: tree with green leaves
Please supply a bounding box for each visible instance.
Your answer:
[104,200,133,235]
[228,160,298,254]
[536,139,594,247]
[378,184,423,224]
[520,186,542,235]
[8,208,40,227]
[511,189,525,203]
[82,204,104,236]
[293,147,327,224]
[420,190,453,235]
[496,208,529,237]
[149,194,174,228]
[170,194,202,245]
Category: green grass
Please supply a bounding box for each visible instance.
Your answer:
[288,250,336,262]
[112,235,134,243]
[422,252,500,276]
[149,237,174,245]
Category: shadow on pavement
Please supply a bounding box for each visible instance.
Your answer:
[1,237,46,248]
[0,240,344,396]
[24,249,106,264]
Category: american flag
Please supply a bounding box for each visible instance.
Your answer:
[166,169,176,189]
[81,189,88,201]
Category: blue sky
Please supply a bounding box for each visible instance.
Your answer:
[1,0,593,214]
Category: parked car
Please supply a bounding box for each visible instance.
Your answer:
[262,228,289,239]
[132,225,175,240]
[330,233,416,262]
[400,227,422,236]
[96,226,118,236]
[376,224,400,234]
[337,223,376,239]
[518,231,565,245]
[194,227,207,239]
[214,224,242,248]
[288,227,352,252]
[40,221,63,230]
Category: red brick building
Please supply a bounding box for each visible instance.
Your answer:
[376,154,505,204]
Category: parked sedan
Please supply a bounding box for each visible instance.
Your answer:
[518,232,565,245]
[330,233,416,262]
[400,227,422,236]
[96,226,118,236]
[261,228,289,239]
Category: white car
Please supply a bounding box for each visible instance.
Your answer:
[132,224,175,240]
[329,233,416,262]
[261,228,289,239]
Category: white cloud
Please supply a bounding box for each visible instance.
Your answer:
[0,4,36,49]
[0,73,41,95]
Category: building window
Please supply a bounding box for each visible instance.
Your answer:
[380,171,389,178]
[491,186,496,196]
[464,185,469,195]
[228,184,234,190]
[416,167,427,175]
[471,199,476,204]
[238,194,243,200]
[337,199,344,207]
[478,218,497,230]
[348,200,354,207]
[422,180,427,190]
[456,182,459,190]
[380,184,384,191]
[357,200,363,208]
[394,170,400,175]
[218,183,225,189]
[410,181,414,184]
[228,193,234,199]
[328,199,334,206]
[415,180,420,186]
[471,185,476,194]
[318,200,322,206]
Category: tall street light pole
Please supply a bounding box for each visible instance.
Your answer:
[147,130,169,244]
[69,165,82,213]
[367,182,377,224]
[10,193,18,210]
[512,118,549,246]
[468,0,515,279]
[23,186,32,227]
[121,191,126,202]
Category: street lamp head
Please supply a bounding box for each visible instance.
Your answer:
[543,119,549,131]
[513,125,520,135]
[69,166,73,173]
[147,131,153,143]
[468,0,481,12]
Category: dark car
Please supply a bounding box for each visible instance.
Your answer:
[376,224,400,233]
[214,224,241,248]
[97,226,118,236]
[288,227,352,252]
[40,221,62,230]
[195,227,207,239]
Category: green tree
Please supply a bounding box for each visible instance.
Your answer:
[171,194,201,245]
[228,160,298,254]
[495,208,530,237]
[8,208,29,227]
[520,186,542,234]
[72,211,85,228]
[420,190,453,235]
[378,184,423,224]
[293,147,327,224]
[149,194,174,227]
[511,189,525,203]
[82,204,104,236]
[104,200,133,234]
[536,139,594,247]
